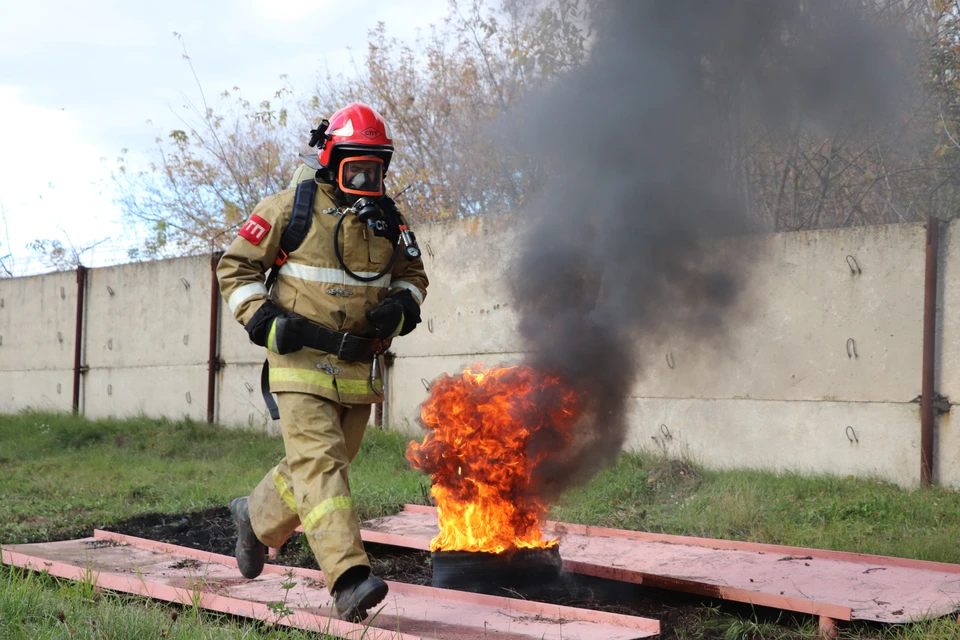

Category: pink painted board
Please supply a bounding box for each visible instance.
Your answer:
[357,506,960,623]
[2,532,659,640]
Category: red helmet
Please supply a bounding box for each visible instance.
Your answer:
[317,102,394,175]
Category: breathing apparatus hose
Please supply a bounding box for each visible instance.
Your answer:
[333,211,401,282]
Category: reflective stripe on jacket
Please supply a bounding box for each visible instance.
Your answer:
[217,180,428,404]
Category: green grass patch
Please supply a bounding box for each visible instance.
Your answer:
[551,454,960,564]
[0,411,428,545]
[2,410,959,639]
[0,411,287,544]
[0,563,334,639]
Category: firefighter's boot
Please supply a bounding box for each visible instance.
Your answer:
[230,496,266,579]
[333,567,389,622]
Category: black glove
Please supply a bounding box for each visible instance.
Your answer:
[268,313,310,354]
[245,300,284,347]
[365,296,405,339]
[245,301,309,355]
[390,289,422,336]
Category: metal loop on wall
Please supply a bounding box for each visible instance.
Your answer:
[244,382,254,393]
[106,285,115,297]
[666,351,675,369]
[185,392,192,404]
[425,243,435,259]
[60,287,65,299]
[846,425,859,443]
[660,423,673,441]
[181,277,191,290]
[182,334,189,346]
[845,255,862,275]
[421,378,431,392]
[846,338,858,359]
[427,318,434,333]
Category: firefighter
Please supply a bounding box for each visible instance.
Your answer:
[217,102,428,622]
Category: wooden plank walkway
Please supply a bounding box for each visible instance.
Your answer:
[360,505,960,626]
[2,529,660,640]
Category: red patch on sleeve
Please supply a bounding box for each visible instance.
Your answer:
[239,215,271,245]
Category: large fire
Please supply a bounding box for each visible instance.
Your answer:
[406,365,582,554]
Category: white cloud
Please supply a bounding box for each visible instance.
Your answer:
[246,0,349,26]
[0,0,453,274]
[0,85,128,269]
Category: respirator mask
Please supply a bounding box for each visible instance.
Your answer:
[338,156,386,225]
[339,156,384,198]
[337,155,420,260]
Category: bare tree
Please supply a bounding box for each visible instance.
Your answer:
[112,34,306,256]
[27,228,110,272]
[0,199,14,277]
[108,0,960,251]
[730,0,960,231]
[309,0,595,222]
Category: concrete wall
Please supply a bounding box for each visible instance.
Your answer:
[0,218,954,487]
[80,257,213,421]
[389,219,949,488]
[0,270,78,413]
[216,264,277,428]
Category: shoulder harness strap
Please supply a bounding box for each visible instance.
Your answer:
[261,178,318,421]
[265,179,317,291]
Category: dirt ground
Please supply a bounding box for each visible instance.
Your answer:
[99,506,838,640]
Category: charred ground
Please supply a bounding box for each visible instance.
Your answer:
[103,506,832,639]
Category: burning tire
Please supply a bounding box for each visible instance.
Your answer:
[431,546,562,595]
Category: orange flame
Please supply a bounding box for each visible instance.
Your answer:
[406,365,582,553]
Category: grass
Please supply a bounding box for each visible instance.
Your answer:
[1,410,959,639]
[0,563,331,639]
[0,411,421,546]
[552,456,960,565]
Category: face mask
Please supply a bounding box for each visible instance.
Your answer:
[348,172,369,189]
[338,156,384,197]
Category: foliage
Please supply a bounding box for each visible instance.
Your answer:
[102,0,960,258]
[112,34,305,258]
[732,0,960,230]
[25,236,110,272]
[109,1,595,255]
[312,0,595,222]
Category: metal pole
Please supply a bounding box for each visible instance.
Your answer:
[207,251,223,423]
[921,216,939,486]
[72,264,86,414]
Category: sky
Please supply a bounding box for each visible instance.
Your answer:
[0,0,449,275]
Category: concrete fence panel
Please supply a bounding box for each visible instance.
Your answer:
[385,218,946,487]
[82,256,211,420]
[0,270,78,413]
[1,217,955,487]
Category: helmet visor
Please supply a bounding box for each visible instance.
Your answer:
[338,156,384,197]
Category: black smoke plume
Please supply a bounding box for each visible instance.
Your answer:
[506,0,916,500]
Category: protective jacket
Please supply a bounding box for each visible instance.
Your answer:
[217,180,428,405]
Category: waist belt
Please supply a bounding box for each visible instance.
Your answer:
[260,323,390,421]
[299,323,390,362]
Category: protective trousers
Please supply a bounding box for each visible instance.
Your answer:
[247,392,371,590]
